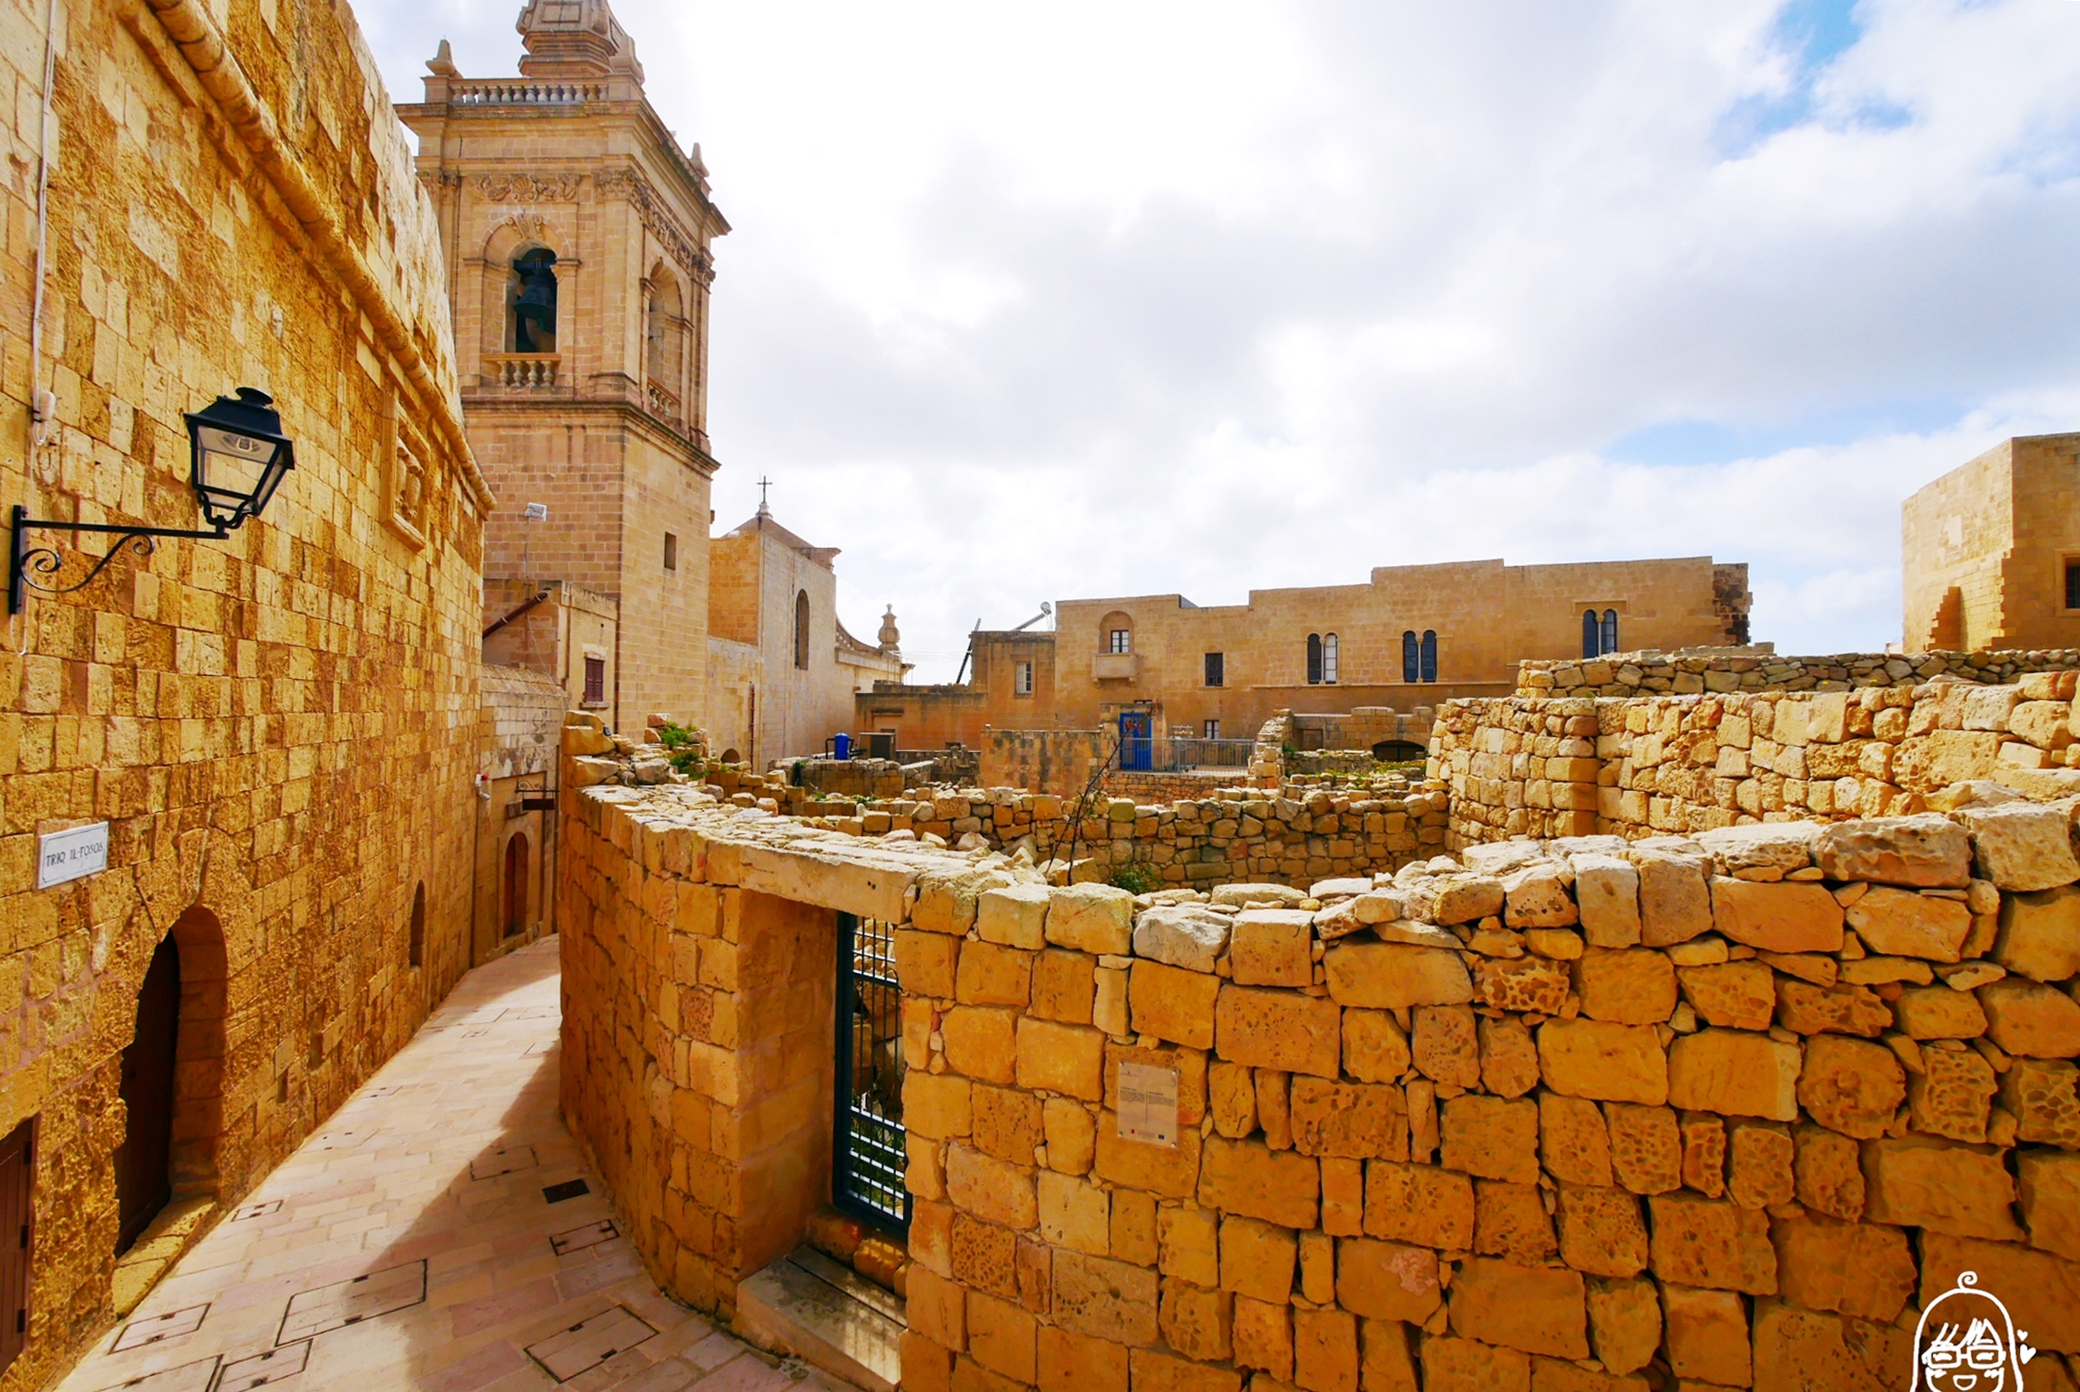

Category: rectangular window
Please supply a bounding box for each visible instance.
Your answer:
[664,532,678,571]
[1015,661,1034,696]
[1109,629,1131,654]
[1204,652,1224,687]
[2067,561,2080,610]
[1204,720,1220,740]
[583,656,606,706]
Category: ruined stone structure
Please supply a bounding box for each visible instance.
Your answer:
[708,504,908,768]
[556,685,2080,1392]
[862,555,1752,764]
[1904,433,2080,654]
[401,0,728,734]
[0,0,486,1382]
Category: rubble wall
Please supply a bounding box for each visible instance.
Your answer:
[1518,649,2080,699]
[1433,674,2080,848]
[893,814,2080,1392]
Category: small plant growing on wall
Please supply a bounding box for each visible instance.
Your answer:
[1111,863,1159,895]
[656,722,705,778]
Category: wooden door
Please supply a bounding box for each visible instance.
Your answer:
[504,833,529,938]
[0,1118,31,1375]
[115,938,179,1252]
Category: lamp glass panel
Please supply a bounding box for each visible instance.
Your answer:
[195,425,275,503]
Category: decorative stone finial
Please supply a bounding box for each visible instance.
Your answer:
[878,606,901,652]
[516,0,644,81]
[427,39,461,77]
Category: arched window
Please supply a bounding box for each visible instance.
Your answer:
[408,882,425,969]
[1322,633,1339,684]
[795,591,811,670]
[1402,631,1419,683]
[1583,610,1600,659]
[1306,633,1323,685]
[1602,609,1619,656]
[646,274,683,386]
[1100,612,1133,654]
[508,248,559,354]
[1421,630,1438,683]
[503,834,530,938]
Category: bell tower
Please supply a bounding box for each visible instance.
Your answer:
[400,0,729,732]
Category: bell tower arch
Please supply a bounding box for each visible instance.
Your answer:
[401,1,729,732]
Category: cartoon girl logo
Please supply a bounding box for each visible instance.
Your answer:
[1913,1271,2037,1392]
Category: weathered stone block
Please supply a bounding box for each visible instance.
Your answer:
[1038,1326,1128,1392]
[1051,1250,1159,1346]
[943,1007,1020,1084]
[1908,1043,1997,1142]
[1660,1284,1750,1388]
[1981,978,2080,1058]
[1362,1160,1474,1249]
[1232,1297,1292,1381]
[898,929,962,997]
[1440,1094,1540,1183]
[958,941,1034,1008]
[1793,1124,1864,1221]
[1540,1093,1614,1188]
[909,1266,969,1348]
[1667,1028,1801,1120]
[1340,1010,1410,1085]
[1769,1213,1916,1321]
[1726,1120,1794,1209]
[907,1071,976,1140]
[978,884,1051,950]
[1796,1034,1904,1139]
[1574,949,1676,1025]
[1679,1111,1726,1197]
[1863,1135,2026,1239]
[1219,1215,1297,1304]
[1698,822,1820,877]
[1584,1276,1660,1377]
[1157,1278,1232,1363]
[1606,1103,1682,1195]
[1420,1337,1530,1392]
[1676,961,1775,1032]
[1431,875,1506,925]
[1216,986,1341,1079]
[1448,1258,1589,1359]
[1130,960,1221,1050]
[1844,886,1971,962]
[1200,1137,1319,1229]
[1647,1193,1777,1294]
[2021,1149,2080,1262]
[1956,801,2080,891]
[1093,1109,1202,1198]
[1474,956,1572,1015]
[1289,1078,1408,1161]
[1814,814,1972,888]
[1229,911,1314,988]
[1135,904,1234,973]
[1037,1171,1109,1255]
[1555,1184,1646,1277]
[1047,883,1135,955]
[947,1143,1038,1230]
[1479,1016,1541,1100]
[1997,884,2080,983]
[1632,847,1714,946]
[1572,853,1641,948]
[1129,1348,1243,1392]
[1210,1059,1258,1139]
[1324,942,1473,1009]
[1536,1019,1667,1106]
[1775,978,1891,1036]
[1030,949,1096,1025]
[974,1085,1046,1165]
[1044,1098,1096,1174]
[1473,1178,1556,1262]
[1710,878,1844,953]
[1749,1298,1906,1392]
[1357,1320,1416,1392]
[967,1290,1038,1382]
[1334,1237,1440,1323]
[1921,1233,2080,1355]
[1503,862,1578,929]
[1292,1307,1357,1392]
[2004,1057,2080,1148]
[1413,1004,1480,1088]
[1893,984,1988,1039]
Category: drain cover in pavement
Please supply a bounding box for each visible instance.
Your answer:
[525,1306,656,1382]
[277,1260,425,1344]
[542,1178,590,1203]
[112,1304,209,1352]
[218,1341,310,1389]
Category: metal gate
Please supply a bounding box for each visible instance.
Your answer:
[834,913,908,1230]
[1118,711,1154,771]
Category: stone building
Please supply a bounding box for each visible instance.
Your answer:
[707,503,908,767]
[861,555,1752,753]
[0,0,486,1381]
[1903,433,2080,653]
[399,0,728,735]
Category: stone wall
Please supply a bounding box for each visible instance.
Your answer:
[1518,649,2080,700]
[0,0,487,1380]
[893,813,2080,1392]
[983,729,1112,796]
[1434,675,2080,847]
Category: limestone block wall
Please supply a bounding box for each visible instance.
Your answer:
[894,816,2080,1392]
[1518,649,2080,699]
[1434,675,2080,846]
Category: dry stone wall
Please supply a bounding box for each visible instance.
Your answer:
[1434,674,2080,847]
[1518,649,2080,699]
[893,813,2080,1392]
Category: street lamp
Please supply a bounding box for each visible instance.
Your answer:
[10,387,296,614]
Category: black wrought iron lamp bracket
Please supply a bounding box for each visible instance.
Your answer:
[8,504,230,615]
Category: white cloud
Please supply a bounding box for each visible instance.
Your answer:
[356,0,2080,679]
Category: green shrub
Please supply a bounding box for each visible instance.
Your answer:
[1111,863,1160,895]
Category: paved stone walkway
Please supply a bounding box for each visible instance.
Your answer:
[58,938,843,1392]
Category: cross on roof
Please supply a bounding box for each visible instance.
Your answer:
[758,476,773,511]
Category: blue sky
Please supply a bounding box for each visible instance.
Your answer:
[359,0,2080,677]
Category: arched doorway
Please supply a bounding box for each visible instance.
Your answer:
[504,833,530,938]
[115,937,179,1252]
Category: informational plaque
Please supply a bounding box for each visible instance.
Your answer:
[1117,1062,1180,1147]
[38,822,108,889]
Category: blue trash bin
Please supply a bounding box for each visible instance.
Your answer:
[832,732,852,760]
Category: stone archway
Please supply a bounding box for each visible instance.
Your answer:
[163,905,229,1201]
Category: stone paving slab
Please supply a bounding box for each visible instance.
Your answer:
[56,939,855,1392]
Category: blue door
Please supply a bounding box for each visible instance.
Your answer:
[1119,711,1153,771]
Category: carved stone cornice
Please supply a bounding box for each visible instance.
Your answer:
[594,167,713,283]
[473,173,585,203]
